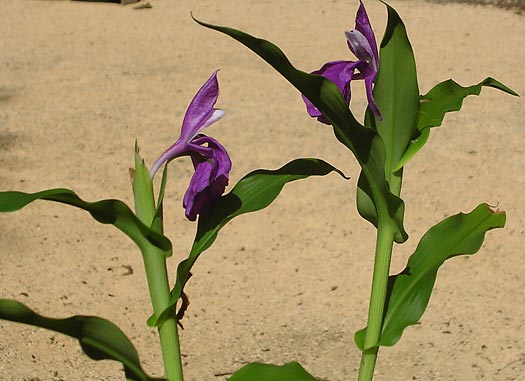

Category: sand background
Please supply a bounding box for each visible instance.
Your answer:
[0,0,523,380]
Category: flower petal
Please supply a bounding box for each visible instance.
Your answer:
[198,108,225,132]
[364,74,381,120]
[353,1,379,67]
[182,135,231,221]
[183,160,213,221]
[150,72,225,178]
[301,1,382,123]
[302,60,360,124]
[345,1,382,120]
[345,29,376,71]
[191,135,232,182]
[180,70,221,143]
[149,138,188,178]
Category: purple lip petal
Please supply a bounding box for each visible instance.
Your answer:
[183,160,213,221]
[313,60,358,100]
[183,136,231,221]
[192,135,232,177]
[302,60,360,124]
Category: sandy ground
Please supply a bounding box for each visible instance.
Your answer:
[0,0,523,380]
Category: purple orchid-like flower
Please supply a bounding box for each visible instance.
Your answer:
[302,1,382,123]
[150,70,232,221]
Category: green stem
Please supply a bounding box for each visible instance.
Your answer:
[142,247,184,381]
[132,152,184,381]
[389,169,403,198]
[358,218,395,381]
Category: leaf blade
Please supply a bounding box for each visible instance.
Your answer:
[227,362,324,381]
[0,189,171,257]
[0,299,158,381]
[357,2,419,241]
[355,204,505,350]
[366,2,419,180]
[195,13,407,243]
[156,159,345,326]
[395,77,519,170]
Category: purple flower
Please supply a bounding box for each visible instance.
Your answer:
[150,70,232,221]
[302,1,381,123]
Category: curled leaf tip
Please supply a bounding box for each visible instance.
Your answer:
[485,203,504,215]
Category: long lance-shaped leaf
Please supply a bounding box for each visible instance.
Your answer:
[0,189,171,257]
[354,203,505,350]
[194,11,407,243]
[394,77,519,171]
[357,2,419,239]
[147,159,345,327]
[365,3,419,187]
[0,299,162,381]
[227,362,325,381]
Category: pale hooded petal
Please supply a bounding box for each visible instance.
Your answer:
[345,29,376,72]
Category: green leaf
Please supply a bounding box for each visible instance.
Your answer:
[227,362,325,381]
[419,77,518,131]
[151,165,169,235]
[195,11,407,243]
[354,204,505,350]
[0,299,161,381]
[393,127,430,172]
[150,159,345,326]
[193,15,372,154]
[357,2,419,241]
[394,77,519,171]
[156,165,169,212]
[0,188,171,257]
[132,146,157,228]
[365,2,419,188]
